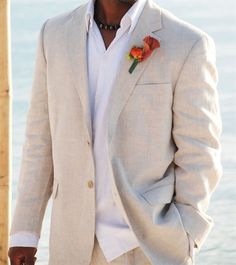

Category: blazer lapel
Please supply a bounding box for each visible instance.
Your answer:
[65,4,92,143]
[65,0,162,145]
[107,0,162,144]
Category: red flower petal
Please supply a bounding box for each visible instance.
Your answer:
[141,35,160,60]
[143,35,160,50]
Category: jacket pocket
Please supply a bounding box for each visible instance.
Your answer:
[140,176,175,206]
[186,231,195,263]
[134,82,172,91]
[51,178,59,199]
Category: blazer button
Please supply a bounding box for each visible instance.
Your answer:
[87,180,94,189]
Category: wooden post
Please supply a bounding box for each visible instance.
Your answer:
[0,0,11,264]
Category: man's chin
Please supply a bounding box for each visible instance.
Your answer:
[117,0,138,4]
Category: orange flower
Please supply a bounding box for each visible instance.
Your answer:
[128,35,160,73]
[129,47,144,61]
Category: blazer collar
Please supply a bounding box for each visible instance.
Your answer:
[65,0,162,144]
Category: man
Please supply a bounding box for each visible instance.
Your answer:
[8,0,223,264]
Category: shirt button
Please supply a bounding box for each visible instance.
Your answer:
[87,180,94,189]
[87,140,90,145]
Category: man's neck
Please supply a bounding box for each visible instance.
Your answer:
[94,0,136,25]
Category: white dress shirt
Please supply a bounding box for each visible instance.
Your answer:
[10,0,147,262]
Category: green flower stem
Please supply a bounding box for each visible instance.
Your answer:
[129,58,139,74]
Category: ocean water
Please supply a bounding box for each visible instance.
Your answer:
[10,0,236,264]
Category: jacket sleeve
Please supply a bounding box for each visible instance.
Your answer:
[172,34,223,251]
[9,18,53,238]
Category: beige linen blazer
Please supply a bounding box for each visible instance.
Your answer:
[9,0,223,264]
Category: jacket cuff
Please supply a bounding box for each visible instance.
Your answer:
[174,202,214,250]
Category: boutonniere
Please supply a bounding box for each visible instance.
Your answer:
[127,35,160,74]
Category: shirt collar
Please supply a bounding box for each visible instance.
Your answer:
[85,0,147,34]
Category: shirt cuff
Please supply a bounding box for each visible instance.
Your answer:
[9,231,40,248]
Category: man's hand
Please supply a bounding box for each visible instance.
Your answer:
[8,247,37,265]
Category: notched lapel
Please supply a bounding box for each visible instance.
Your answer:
[107,0,163,144]
[65,4,92,143]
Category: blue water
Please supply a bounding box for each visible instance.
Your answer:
[10,0,236,264]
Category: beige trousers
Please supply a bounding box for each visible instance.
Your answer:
[90,236,151,265]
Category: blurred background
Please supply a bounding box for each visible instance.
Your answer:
[10,0,236,264]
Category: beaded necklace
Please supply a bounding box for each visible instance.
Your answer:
[94,0,120,31]
[95,17,120,30]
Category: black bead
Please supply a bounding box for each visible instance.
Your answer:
[94,17,120,30]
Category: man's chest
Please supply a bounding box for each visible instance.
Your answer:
[99,28,117,50]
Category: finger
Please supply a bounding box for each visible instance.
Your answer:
[9,254,25,265]
[25,256,37,265]
[9,259,19,265]
[9,257,25,265]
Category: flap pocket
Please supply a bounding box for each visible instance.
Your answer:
[140,176,175,205]
[134,82,172,90]
[51,178,59,199]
